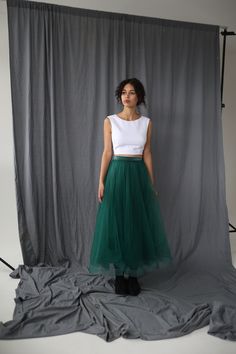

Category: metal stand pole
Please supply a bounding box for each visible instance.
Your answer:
[220,28,236,233]
[0,257,15,271]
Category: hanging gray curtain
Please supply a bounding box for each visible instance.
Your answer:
[0,0,236,342]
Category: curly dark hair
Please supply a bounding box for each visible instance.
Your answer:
[115,78,147,107]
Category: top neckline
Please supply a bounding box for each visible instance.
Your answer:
[115,114,143,122]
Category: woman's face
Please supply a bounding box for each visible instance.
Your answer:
[120,84,138,107]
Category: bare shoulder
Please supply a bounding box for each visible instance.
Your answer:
[147,117,152,130]
[103,116,113,153]
[104,116,112,132]
[104,116,110,122]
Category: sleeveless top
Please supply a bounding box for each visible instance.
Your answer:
[106,114,150,155]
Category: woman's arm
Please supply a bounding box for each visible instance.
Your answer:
[143,120,155,186]
[99,117,113,184]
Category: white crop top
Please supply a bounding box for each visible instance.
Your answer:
[107,114,150,155]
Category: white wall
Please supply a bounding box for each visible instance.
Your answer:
[0,0,235,268]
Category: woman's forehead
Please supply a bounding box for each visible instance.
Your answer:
[122,85,135,91]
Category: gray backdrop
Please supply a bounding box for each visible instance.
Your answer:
[0,0,236,342]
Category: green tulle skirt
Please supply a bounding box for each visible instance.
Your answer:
[88,155,173,277]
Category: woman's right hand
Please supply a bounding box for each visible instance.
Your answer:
[98,181,105,203]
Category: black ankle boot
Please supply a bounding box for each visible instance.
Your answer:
[128,276,141,296]
[115,275,128,295]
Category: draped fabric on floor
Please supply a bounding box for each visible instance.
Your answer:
[1,0,236,342]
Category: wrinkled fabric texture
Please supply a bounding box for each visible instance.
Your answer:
[1,0,236,342]
[1,263,236,341]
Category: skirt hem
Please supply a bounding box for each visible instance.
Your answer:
[88,256,173,278]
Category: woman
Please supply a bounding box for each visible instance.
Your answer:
[88,78,173,296]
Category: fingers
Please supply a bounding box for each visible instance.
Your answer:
[98,193,103,203]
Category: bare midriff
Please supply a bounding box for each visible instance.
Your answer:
[113,154,143,157]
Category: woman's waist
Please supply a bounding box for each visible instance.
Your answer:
[112,154,143,161]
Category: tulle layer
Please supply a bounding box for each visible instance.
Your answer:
[88,155,173,277]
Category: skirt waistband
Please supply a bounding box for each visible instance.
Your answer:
[112,155,143,161]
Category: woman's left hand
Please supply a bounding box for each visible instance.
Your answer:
[151,184,158,197]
